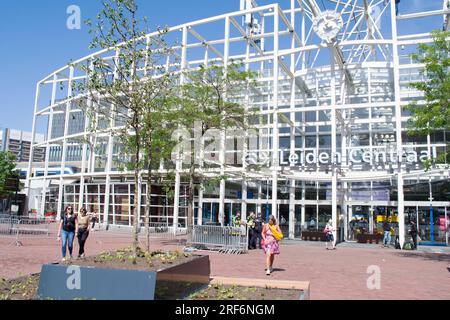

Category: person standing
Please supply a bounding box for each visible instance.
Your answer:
[90,211,98,231]
[254,214,263,249]
[77,208,92,259]
[410,220,418,250]
[382,219,391,247]
[309,218,316,230]
[262,215,283,276]
[324,220,336,250]
[57,206,78,261]
[232,212,242,227]
[247,212,257,250]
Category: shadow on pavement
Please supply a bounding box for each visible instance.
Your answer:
[394,251,450,263]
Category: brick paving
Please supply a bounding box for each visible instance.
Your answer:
[1,224,450,300]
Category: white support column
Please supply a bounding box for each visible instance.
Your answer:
[78,62,93,212]
[257,184,262,215]
[27,82,41,213]
[173,26,188,229]
[289,0,296,240]
[391,0,406,249]
[289,180,295,239]
[271,5,280,221]
[78,142,88,211]
[219,17,231,226]
[57,66,75,218]
[39,76,58,217]
[301,181,306,228]
[103,51,120,225]
[198,185,203,226]
[330,46,338,244]
[241,28,252,222]
[103,148,113,224]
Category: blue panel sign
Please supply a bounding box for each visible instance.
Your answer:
[37,264,156,300]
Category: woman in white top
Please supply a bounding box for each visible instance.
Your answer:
[324,219,336,250]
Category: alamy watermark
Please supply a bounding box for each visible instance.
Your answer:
[367,265,381,290]
[67,5,81,30]
[66,265,81,290]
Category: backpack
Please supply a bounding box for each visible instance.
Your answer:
[403,242,414,251]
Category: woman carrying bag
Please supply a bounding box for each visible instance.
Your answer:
[261,215,284,276]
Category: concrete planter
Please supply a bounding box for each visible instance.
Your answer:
[156,255,210,284]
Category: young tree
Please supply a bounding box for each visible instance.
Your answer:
[407,30,450,166]
[0,152,19,197]
[75,0,176,259]
[176,62,256,228]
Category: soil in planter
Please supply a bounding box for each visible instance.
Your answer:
[187,283,303,300]
[65,247,195,272]
[0,275,40,300]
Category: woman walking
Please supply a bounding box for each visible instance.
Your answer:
[57,206,78,261]
[77,208,92,259]
[261,215,284,276]
[324,219,336,250]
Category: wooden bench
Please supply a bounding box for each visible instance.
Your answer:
[356,234,383,244]
[301,231,326,242]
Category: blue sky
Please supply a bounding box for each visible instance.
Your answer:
[0,0,237,133]
[0,0,444,133]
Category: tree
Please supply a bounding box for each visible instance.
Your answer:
[176,62,256,228]
[75,0,177,259]
[406,30,450,167]
[0,152,19,197]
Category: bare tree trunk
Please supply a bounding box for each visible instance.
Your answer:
[133,167,140,262]
[187,164,195,229]
[145,167,152,253]
[132,122,140,263]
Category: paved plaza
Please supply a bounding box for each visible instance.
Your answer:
[1,224,450,300]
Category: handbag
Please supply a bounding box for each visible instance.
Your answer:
[269,225,284,241]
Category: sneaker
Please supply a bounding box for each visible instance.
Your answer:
[266,269,271,276]
[81,253,85,259]
[61,257,67,262]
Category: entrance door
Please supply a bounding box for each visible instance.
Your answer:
[202,203,220,225]
[418,207,448,246]
[279,204,289,238]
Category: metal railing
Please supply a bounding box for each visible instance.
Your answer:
[0,217,51,246]
[0,217,21,246]
[17,218,51,236]
[106,222,188,239]
[143,222,188,239]
[187,225,249,254]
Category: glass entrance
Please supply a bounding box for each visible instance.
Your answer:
[279,204,289,237]
[416,207,448,246]
[202,203,220,225]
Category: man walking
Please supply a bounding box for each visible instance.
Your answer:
[383,219,391,247]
